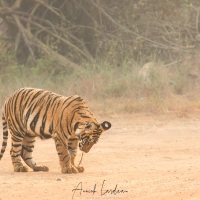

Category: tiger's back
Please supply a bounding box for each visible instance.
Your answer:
[4,88,70,139]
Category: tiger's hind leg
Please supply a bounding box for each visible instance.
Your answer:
[10,130,28,172]
[21,135,49,172]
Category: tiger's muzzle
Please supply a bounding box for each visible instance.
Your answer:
[78,136,98,153]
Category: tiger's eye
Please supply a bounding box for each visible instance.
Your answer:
[85,124,92,129]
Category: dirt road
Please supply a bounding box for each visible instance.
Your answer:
[0,113,200,200]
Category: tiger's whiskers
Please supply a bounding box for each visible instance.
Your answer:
[78,152,84,167]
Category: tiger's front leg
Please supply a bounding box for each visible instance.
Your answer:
[54,134,78,174]
[68,137,84,173]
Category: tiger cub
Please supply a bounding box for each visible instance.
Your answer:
[0,88,111,173]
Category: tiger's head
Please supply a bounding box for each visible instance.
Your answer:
[74,121,111,153]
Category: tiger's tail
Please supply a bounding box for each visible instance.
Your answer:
[0,113,8,160]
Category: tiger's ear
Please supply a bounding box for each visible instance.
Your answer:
[74,122,81,136]
[101,121,111,131]
[74,122,79,131]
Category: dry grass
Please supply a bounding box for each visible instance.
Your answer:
[0,57,200,114]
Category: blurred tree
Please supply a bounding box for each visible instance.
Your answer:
[0,0,199,67]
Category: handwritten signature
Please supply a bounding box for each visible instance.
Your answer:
[72,180,128,199]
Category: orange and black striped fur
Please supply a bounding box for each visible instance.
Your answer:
[0,88,111,173]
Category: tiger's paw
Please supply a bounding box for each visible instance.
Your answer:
[76,166,84,173]
[33,165,49,172]
[61,165,78,174]
[14,165,29,172]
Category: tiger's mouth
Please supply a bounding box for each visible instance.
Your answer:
[78,137,97,153]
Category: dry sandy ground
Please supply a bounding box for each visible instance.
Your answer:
[1,113,200,200]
